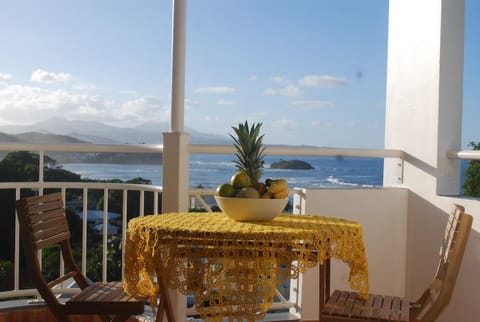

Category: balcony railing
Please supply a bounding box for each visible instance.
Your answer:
[0,142,416,319]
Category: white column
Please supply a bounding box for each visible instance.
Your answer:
[384,0,465,196]
[162,132,190,213]
[161,0,189,319]
[170,0,186,133]
[383,2,468,322]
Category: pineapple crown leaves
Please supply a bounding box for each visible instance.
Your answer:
[229,121,266,183]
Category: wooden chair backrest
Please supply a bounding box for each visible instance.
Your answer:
[15,193,89,310]
[411,204,473,322]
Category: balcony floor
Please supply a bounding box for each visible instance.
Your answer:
[0,299,153,322]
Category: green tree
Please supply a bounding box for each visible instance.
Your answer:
[462,141,480,197]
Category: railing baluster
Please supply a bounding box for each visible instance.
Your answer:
[102,188,108,283]
[82,187,88,276]
[140,190,145,216]
[122,189,128,281]
[14,188,20,292]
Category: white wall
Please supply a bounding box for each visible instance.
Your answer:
[384,1,480,321]
[297,188,408,321]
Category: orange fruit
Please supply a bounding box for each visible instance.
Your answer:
[216,183,236,197]
[230,171,251,189]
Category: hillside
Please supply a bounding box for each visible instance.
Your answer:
[0,131,162,164]
[0,117,230,145]
[0,118,232,164]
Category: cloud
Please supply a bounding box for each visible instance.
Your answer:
[298,75,347,88]
[31,69,73,84]
[263,84,304,97]
[185,99,200,108]
[217,98,234,106]
[120,97,169,121]
[292,100,334,110]
[271,119,299,131]
[0,84,113,123]
[0,84,171,125]
[312,121,335,128]
[269,76,290,84]
[0,73,12,84]
[194,86,236,94]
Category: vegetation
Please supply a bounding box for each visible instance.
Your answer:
[463,141,480,197]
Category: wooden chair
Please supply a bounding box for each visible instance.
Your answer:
[320,204,473,322]
[15,192,146,322]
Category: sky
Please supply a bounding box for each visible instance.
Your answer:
[0,0,478,148]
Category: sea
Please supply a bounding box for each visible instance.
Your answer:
[61,154,469,191]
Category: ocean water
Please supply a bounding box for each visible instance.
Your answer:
[61,154,385,189]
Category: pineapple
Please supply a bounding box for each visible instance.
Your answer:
[230,121,266,192]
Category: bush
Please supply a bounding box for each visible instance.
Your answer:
[462,141,480,197]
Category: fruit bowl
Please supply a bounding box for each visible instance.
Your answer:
[214,196,288,222]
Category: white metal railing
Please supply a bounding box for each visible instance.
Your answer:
[0,182,162,300]
[447,149,480,160]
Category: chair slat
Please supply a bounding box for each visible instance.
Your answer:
[30,207,66,224]
[28,199,64,215]
[31,214,67,232]
[332,291,348,315]
[340,295,354,317]
[360,293,374,318]
[379,295,392,320]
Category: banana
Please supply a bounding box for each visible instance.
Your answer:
[273,189,289,199]
[267,179,288,194]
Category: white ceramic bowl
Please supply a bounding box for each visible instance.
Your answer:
[214,196,288,222]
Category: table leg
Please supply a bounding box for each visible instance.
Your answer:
[155,267,176,322]
[318,259,331,319]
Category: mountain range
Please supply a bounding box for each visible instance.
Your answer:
[0,117,230,145]
[0,118,231,164]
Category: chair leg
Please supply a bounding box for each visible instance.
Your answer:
[156,298,165,322]
[319,259,331,319]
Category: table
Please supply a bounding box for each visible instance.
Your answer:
[124,212,369,322]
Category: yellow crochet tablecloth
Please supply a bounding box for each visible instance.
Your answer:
[124,212,369,322]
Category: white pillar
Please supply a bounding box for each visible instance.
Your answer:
[163,0,189,213]
[161,0,189,319]
[384,0,464,196]
[170,0,186,133]
[383,2,468,322]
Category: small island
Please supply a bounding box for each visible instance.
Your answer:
[270,159,314,170]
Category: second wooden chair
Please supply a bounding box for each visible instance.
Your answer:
[320,204,472,322]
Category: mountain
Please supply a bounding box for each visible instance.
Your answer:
[0,117,230,145]
[15,132,87,144]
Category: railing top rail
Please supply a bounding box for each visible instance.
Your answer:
[447,150,480,160]
[0,181,163,191]
[0,142,164,153]
[1,142,405,159]
[189,144,404,159]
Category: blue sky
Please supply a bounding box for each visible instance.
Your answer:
[0,1,478,148]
